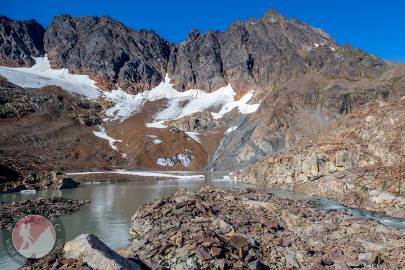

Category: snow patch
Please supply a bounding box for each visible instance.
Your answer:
[157,150,192,167]
[186,132,200,143]
[146,121,167,128]
[0,60,260,123]
[93,126,121,151]
[226,126,238,134]
[0,56,101,98]
[211,90,259,119]
[153,139,162,144]
[104,75,259,122]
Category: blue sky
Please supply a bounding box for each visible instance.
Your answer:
[2,0,404,62]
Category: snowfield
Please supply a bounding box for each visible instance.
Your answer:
[105,75,260,123]
[0,59,260,125]
[0,56,101,98]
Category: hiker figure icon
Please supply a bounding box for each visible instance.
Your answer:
[19,223,34,251]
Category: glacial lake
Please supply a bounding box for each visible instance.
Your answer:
[0,172,245,269]
[1,171,404,269]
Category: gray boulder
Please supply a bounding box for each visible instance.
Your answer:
[64,234,141,270]
[57,177,80,189]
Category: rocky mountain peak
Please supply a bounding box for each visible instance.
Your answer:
[44,14,172,93]
[261,8,286,23]
[0,16,45,67]
[0,9,389,94]
[187,28,201,40]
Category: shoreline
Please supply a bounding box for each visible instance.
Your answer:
[19,187,405,270]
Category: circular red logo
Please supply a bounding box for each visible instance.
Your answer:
[11,215,56,259]
[2,214,65,264]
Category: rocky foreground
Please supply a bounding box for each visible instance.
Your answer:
[0,197,89,230]
[24,187,405,270]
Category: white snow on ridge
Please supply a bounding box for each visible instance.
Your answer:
[211,90,260,119]
[93,126,122,151]
[104,75,260,123]
[0,59,260,123]
[0,56,101,98]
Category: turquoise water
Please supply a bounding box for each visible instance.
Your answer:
[1,173,404,269]
[0,172,244,269]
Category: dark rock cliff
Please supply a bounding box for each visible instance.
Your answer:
[0,16,45,67]
[168,9,334,91]
[44,14,172,93]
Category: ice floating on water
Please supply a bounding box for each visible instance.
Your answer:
[0,56,101,98]
[20,189,37,194]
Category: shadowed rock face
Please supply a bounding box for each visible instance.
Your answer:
[44,14,172,93]
[43,9,385,93]
[0,16,45,67]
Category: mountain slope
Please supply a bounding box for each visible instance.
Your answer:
[0,9,403,187]
[239,96,405,216]
[210,65,404,170]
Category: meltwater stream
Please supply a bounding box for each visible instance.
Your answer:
[0,172,404,269]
